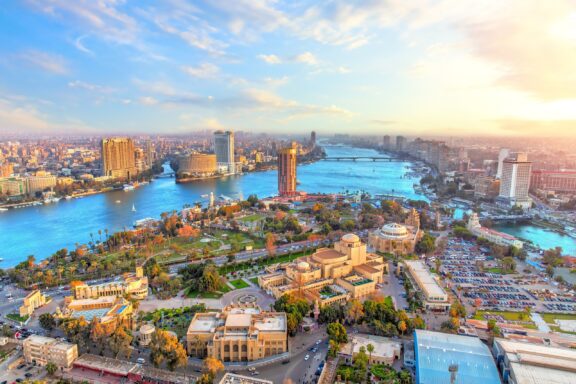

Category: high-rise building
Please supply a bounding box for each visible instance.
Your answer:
[214,130,235,174]
[145,140,155,168]
[382,135,391,150]
[101,138,137,180]
[530,170,576,194]
[0,162,13,177]
[310,131,316,146]
[278,142,297,196]
[498,152,532,209]
[26,171,57,195]
[496,148,510,179]
[396,136,406,152]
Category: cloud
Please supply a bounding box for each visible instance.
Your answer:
[0,98,93,133]
[139,96,159,105]
[294,52,318,65]
[371,120,396,125]
[264,76,290,87]
[182,63,220,78]
[68,80,114,93]
[73,35,94,55]
[258,54,282,64]
[494,118,576,136]
[18,50,68,74]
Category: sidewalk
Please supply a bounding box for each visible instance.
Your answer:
[531,313,551,333]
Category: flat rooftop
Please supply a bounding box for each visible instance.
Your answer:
[188,313,221,333]
[253,314,286,332]
[404,261,447,299]
[341,334,400,359]
[495,338,576,384]
[415,330,501,384]
[219,373,273,384]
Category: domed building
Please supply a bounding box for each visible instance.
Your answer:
[259,233,387,307]
[369,210,423,255]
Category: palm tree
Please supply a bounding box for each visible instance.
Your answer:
[46,362,57,376]
[367,343,374,366]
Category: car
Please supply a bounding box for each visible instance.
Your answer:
[250,371,259,376]
[1,380,8,384]
[24,374,33,378]
[137,358,145,364]
[316,339,322,345]
[312,347,318,353]
[304,354,310,361]
[16,379,23,383]
[17,364,25,370]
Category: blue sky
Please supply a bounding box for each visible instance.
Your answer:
[1,0,575,136]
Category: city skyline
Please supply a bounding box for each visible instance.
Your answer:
[0,1,575,137]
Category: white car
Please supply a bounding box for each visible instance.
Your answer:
[304,354,310,361]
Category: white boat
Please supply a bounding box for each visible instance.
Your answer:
[132,204,136,212]
[123,184,135,191]
[0,257,3,261]
[65,196,72,200]
[0,208,8,212]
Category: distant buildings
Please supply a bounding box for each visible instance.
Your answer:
[214,130,235,174]
[310,131,316,147]
[402,260,450,312]
[26,171,57,195]
[467,213,524,249]
[382,135,391,151]
[493,338,576,384]
[498,152,532,209]
[23,335,78,368]
[531,170,576,194]
[369,209,422,255]
[474,176,501,199]
[0,177,27,197]
[396,136,406,152]
[413,330,501,384]
[496,148,511,179]
[19,290,47,317]
[72,267,148,300]
[277,142,297,197]
[339,334,401,366]
[186,303,287,362]
[177,153,218,180]
[101,138,137,180]
[259,234,386,307]
[0,162,13,177]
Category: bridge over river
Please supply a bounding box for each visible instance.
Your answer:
[320,156,412,162]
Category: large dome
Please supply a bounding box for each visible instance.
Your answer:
[341,233,360,243]
[297,261,310,271]
[379,223,409,238]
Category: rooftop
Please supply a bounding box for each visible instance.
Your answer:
[218,373,273,384]
[414,330,501,384]
[404,261,447,300]
[341,334,401,359]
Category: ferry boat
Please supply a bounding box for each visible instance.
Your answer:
[123,184,135,191]
[0,208,7,212]
[44,197,61,204]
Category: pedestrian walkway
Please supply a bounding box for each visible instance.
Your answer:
[532,313,551,333]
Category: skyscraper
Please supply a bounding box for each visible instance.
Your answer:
[498,152,532,209]
[382,135,391,150]
[310,131,316,147]
[396,136,406,152]
[101,138,137,180]
[278,142,297,197]
[496,148,510,179]
[214,130,235,174]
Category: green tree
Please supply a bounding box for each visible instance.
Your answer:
[149,330,187,371]
[415,233,436,255]
[366,343,374,365]
[327,322,348,344]
[39,313,56,331]
[46,362,58,376]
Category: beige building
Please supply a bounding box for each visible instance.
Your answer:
[467,213,524,249]
[58,296,134,336]
[187,304,287,363]
[278,142,297,196]
[340,334,401,366]
[259,234,387,307]
[369,209,422,255]
[218,373,273,384]
[177,153,218,179]
[19,290,47,317]
[26,171,57,195]
[72,267,148,300]
[139,324,155,346]
[403,260,450,311]
[101,138,137,180]
[0,177,27,197]
[23,335,78,368]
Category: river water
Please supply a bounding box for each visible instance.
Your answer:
[1,144,574,267]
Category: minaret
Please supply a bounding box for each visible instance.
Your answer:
[209,192,215,208]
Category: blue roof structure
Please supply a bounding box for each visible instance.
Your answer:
[414,330,501,384]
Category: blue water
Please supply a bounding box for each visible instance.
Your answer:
[0,145,422,267]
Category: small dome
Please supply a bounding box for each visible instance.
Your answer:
[341,233,360,243]
[297,261,310,271]
[379,223,409,237]
[140,324,155,334]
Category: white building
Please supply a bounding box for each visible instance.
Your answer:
[499,152,532,209]
[467,213,524,249]
[493,338,576,384]
[340,334,401,365]
[496,148,511,179]
[403,260,450,311]
[214,130,235,174]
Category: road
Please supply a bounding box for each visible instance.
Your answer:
[257,326,329,384]
[381,262,408,311]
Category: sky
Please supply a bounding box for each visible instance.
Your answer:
[0,0,576,137]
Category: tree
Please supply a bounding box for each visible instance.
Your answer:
[45,362,58,376]
[328,339,340,358]
[415,233,436,255]
[398,320,407,336]
[265,232,276,258]
[327,322,348,344]
[204,357,224,376]
[366,343,374,365]
[109,326,133,359]
[346,299,364,324]
[149,330,188,371]
[39,313,56,331]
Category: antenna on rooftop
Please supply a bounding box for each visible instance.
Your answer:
[449,364,458,384]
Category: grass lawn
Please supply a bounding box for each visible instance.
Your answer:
[238,214,263,223]
[230,279,249,289]
[249,277,259,285]
[6,313,29,323]
[219,248,316,274]
[485,267,512,274]
[185,283,232,299]
[550,325,576,335]
[384,296,394,308]
[541,313,576,324]
[474,310,537,329]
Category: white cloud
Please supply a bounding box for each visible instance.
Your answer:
[73,35,94,55]
[258,54,282,64]
[294,52,318,65]
[139,96,159,105]
[18,50,69,74]
[182,63,220,78]
[68,80,114,93]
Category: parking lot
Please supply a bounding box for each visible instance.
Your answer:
[0,362,46,383]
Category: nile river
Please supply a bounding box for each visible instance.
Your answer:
[0,144,574,267]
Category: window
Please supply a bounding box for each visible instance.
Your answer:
[224,345,230,352]
[233,345,239,352]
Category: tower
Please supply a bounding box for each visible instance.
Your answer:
[498,152,532,209]
[496,148,510,179]
[310,131,316,147]
[101,138,137,180]
[278,142,297,197]
[406,208,421,230]
[214,130,235,174]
